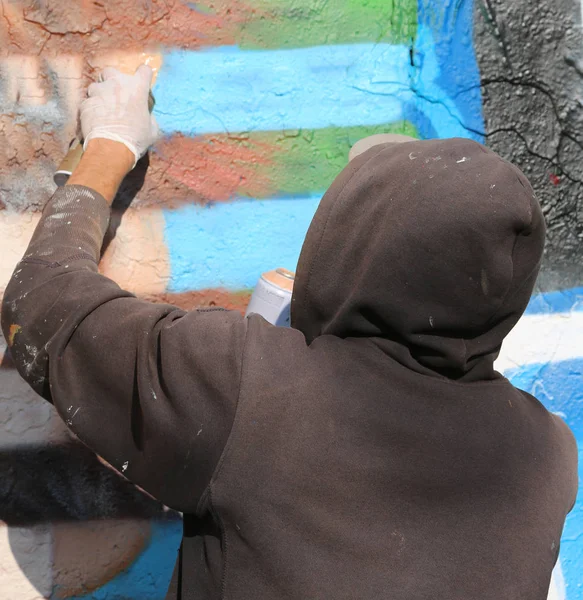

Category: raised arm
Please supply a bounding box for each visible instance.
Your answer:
[1,66,247,513]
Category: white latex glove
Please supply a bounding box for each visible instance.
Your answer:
[80,64,159,168]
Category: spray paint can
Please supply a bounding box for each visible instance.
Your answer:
[54,90,156,187]
[246,268,295,327]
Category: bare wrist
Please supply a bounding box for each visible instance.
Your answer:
[66,139,135,204]
[84,139,135,174]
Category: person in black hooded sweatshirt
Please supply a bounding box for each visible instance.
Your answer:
[1,66,578,600]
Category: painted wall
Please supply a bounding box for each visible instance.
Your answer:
[0,0,581,598]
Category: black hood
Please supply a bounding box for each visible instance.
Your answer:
[291,138,546,381]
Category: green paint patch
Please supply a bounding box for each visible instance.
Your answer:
[161,122,419,201]
[272,120,418,194]
[241,120,419,196]
[235,0,418,49]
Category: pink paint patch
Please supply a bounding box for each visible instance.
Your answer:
[156,134,275,202]
[0,0,260,57]
[145,289,252,315]
[52,520,151,599]
[8,324,21,347]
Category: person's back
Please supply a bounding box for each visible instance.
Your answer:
[2,73,576,600]
[189,336,573,599]
[170,137,577,599]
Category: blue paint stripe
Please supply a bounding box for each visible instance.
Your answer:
[163,196,322,291]
[163,192,583,309]
[154,44,408,134]
[70,519,182,599]
[505,359,583,600]
[505,360,583,439]
[526,287,583,315]
[417,0,485,137]
[153,35,481,141]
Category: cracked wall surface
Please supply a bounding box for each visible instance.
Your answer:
[472,1,583,594]
[474,0,583,290]
[0,1,582,598]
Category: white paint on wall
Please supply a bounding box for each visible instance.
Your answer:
[0,207,169,300]
[0,212,41,298]
[0,369,53,449]
[0,363,73,447]
[0,520,153,600]
[99,208,170,296]
[0,53,162,127]
[0,56,47,106]
[548,563,566,600]
[0,524,52,600]
[497,311,583,373]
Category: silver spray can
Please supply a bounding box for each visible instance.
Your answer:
[245,268,295,327]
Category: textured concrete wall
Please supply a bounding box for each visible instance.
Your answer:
[473,2,583,594]
[0,0,581,598]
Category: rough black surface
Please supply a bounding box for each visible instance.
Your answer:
[474,0,583,290]
[0,443,178,525]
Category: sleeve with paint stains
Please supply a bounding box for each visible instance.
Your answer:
[0,185,247,513]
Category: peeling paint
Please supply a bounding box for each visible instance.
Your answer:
[8,324,21,347]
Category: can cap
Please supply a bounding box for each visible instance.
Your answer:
[262,268,295,292]
[349,133,417,162]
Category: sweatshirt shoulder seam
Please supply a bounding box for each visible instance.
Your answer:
[196,316,250,514]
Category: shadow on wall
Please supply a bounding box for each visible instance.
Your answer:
[101,154,150,256]
[0,444,167,527]
[0,442,181,597]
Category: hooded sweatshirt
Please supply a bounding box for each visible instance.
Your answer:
[2,137,578,600]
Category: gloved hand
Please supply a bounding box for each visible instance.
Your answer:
[80,64,159,169]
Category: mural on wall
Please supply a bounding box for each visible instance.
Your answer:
[0,0,581,598]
